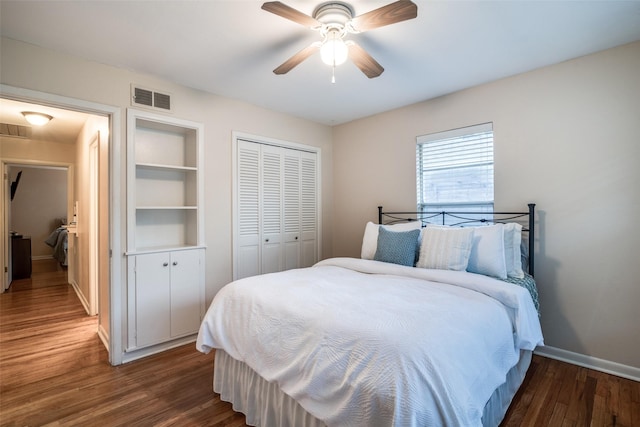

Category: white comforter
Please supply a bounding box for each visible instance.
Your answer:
[196,258,543,427]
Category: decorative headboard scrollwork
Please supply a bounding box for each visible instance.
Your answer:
[378,204,536,276]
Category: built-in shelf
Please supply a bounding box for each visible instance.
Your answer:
[125,109,205,356]
[127,109,204,253]
[136,162,198,171]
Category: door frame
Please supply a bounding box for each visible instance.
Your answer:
[3,162,72,290]
[89,132,100,316]
[0,84,124,365]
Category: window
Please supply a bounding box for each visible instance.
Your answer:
[416,123,494,222]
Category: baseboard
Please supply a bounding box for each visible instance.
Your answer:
[32,255,53,261]
[69,279,91,316]
[97,324,109,352]
[121,335,197,364]
[535,345,640,382]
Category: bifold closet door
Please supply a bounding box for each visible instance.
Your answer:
[299,151,317,268]
[236,140,261,279]
[261,144,283,274]
[235,139,318,280]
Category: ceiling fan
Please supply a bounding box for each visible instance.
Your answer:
[262,1,418,81]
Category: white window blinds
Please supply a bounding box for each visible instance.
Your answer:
[416,123,494,216]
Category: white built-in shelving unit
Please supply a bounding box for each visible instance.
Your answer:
[125,109,205,359]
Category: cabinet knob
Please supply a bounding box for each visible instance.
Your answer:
[163,262,169,267]
[295,236,298,240]
[173,261,178,266]
[265,238,269,242]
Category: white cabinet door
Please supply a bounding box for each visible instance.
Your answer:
[170,249,203,337]
[133,249,203,349]
[135,252,171,348]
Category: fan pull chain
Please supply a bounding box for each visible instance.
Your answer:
[332,64,336,83]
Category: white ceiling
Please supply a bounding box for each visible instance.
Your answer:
[1,0,640,128]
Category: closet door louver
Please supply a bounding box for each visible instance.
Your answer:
[261,145,283,274]
[283,150,301,270]
[236,140,260,279]
[300,152,318,268]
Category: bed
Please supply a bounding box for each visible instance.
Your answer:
[45,221,69,266]
[196,204,543,426]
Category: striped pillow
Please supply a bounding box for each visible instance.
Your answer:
[416,226,475,271]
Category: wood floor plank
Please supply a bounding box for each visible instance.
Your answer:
[2,259,639,426]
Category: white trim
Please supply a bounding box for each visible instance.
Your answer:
[535,345,640,382]
[121,335,198,364]
[70,278,91,315]
[0,84,123,366]
[416,122,493,144]
[97,324,110,352]
[2,159,73,291]
[234,131,320,154]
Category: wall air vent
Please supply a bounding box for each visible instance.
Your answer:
[154,92,171,110]
[131,85,172,112]
[0,122,30,139]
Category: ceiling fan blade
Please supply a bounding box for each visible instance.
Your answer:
[262,2,322,29]
[347,42,384,78]
[349,0,417,33]
[273,42,321,75]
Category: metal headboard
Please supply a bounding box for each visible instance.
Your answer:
[378,204,536,277]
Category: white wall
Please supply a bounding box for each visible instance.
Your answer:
[332,41,640,370]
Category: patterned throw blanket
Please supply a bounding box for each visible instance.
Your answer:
[501,273,540,314]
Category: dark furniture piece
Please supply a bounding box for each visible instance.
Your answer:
[11,236,32,280]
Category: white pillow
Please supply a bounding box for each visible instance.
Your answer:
[467,224,507,279]
[416,225,475,271]
[361,221,422,260]
[504,223,524,278]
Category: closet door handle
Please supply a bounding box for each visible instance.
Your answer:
[163,262,169,267]
[173,261,178,266]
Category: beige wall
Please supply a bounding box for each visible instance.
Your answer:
[332,41,640,369]
[1,136,76,164]
[0,38,333,332]
[3,35,637,372]
[71,116,109,324]
[8,166,67,258]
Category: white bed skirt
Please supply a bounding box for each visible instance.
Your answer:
[213,349,532,427]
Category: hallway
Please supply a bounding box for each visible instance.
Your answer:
[0,260,246,426]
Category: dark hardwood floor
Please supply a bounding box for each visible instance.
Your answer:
[1,260,638,426]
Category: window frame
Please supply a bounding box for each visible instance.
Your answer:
[416,123,495,218]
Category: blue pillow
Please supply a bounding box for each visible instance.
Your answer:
[373,226,421,266]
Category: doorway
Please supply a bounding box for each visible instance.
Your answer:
[0,89,120,362]
[5,163,70,290]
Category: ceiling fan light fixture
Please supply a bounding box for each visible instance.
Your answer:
[320,30,348,66]
[263,1,417,79]
[22,111,53,126]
